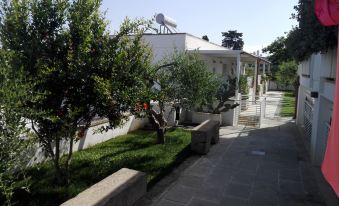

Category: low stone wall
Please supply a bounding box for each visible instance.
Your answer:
[61,168,147,206]
[191,111,221,125]
[191,120,220,154]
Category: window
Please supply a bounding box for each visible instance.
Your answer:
[222,64,227,76]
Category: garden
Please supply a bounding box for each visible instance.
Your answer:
[280,92,296,117]
[0,1,233,205]
[11,129,191,205]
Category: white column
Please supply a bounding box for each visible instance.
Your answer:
[263,63,266,75]
[253,59,258,101]
[236,52,241,98]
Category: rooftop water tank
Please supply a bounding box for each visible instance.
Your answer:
[155,13,177,28]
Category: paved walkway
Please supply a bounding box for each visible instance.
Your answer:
[263,91,284,119]
[141,119,326,206]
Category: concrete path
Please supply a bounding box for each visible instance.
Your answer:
[263,91,284,119]
[143,119,325,206]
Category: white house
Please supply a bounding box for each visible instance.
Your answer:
[296,48,336,166]
[142,33,271,126]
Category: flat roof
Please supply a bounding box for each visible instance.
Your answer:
[189,49,271,63]
[143,33,271,64]
[143,32,226,50]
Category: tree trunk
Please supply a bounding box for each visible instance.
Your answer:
[65,135,74,185]
[156,128,165,144]
[149,101,167,144]
[53,137,63,185]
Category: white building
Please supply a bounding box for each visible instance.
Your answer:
[296,48,336,166]
[142,33,270,101]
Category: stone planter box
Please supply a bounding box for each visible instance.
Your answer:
[191,120,220,154]
[191,111,221,125]
[61,168,146,206]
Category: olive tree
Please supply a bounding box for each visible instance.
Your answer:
[0,0,152,184]
[148,51,219,144]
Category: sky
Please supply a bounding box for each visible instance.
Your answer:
[100,0,298,54]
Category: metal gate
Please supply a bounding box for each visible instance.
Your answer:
[262,94,284,119]
[237,96,264,128]
[303,101,313,140]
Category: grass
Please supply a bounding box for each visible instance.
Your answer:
[280,91,296,117]
[12,128,192,206]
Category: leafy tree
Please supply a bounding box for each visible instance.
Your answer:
[262,36,292,66]
[276,61,298,89]
[202,35,209,41]
[239,75,249,95]
[286,0,337,61]
[0,0,152,185]
[221,30,244,50]
[148,51,218,144]
[209,77,239,114]
[262,36,293,79]
[0,51,37,205]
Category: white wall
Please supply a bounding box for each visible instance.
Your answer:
[28,116,148,165]
[296,48,336,166]
[199,55,236,77]
[142,34,186,63]
[268,81,294,91]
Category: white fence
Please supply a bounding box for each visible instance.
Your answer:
[28,116,149,165]
[268,81,294,91]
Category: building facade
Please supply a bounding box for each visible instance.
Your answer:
[296,48,336,166]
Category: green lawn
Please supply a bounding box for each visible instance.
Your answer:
[280,91,296,117]
[13,128,192,206]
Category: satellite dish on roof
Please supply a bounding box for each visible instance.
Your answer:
[155,13,178,34]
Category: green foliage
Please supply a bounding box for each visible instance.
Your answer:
[245,68,255,77]
[262,36,292,76]
[286,0,337,61]
[221,30,244,50]
[202,35,209,41]
[153,51,217,109]
[0,0,153,184]
[276,61,298,88]
[213,77,238,113]
[13,129,191,206]
[263,36,292,65]
[0,51,37,205]
[148,51,219,143]
[239,75,249,95]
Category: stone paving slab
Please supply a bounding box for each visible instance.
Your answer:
[136,119,327,206]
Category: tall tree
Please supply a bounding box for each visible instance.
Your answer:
[148,51,218,144]
[202,35,209,41]
[0,0,152,185]
[276,60,298,90]
[0,51,37,205]
[262,36,292,66]
[262,36,293,78]
[286,0,337,61]
[221,30,244,50]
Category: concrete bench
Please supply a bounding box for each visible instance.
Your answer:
[191,120,220,154]
[61,168,146,206]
